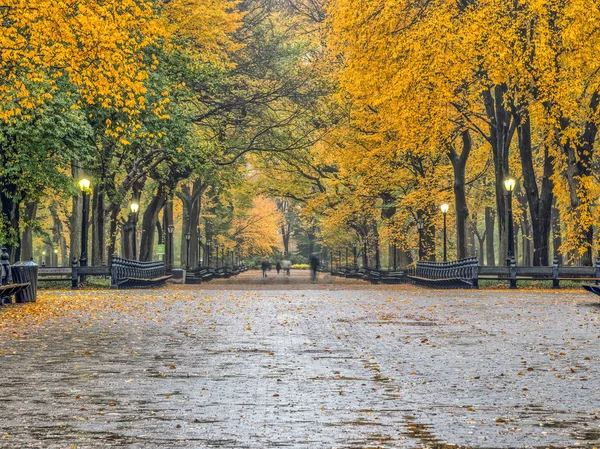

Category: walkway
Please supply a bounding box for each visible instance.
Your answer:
[0,278,599,448]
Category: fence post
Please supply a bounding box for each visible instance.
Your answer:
[509,258,517,289]
[71,257,79,289]
[552,257,560,289]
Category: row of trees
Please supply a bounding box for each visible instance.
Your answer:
[4,0,600,268]
[260,0,600,267]
[0,0,328,265]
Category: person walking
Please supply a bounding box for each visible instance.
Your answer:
[261,260,269,278]
[276,261,282,275]
[309,254,320,283]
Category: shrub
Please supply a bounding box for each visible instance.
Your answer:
[291,264,310,270]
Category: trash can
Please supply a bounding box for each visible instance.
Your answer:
[11,260,39,303]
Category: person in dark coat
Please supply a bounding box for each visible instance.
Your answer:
[309,254,320,283]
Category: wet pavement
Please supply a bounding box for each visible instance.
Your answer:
[0,271,599,448]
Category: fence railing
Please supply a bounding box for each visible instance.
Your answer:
[110,257,167,288]
[332,256,600,289]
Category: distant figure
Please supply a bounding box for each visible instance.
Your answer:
[276,261,282,275]
[282,259,292,276]
[309,254,320,283]
[261,261,269,278]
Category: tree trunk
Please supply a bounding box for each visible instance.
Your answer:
[178,180,205,267]
[21,201,38,261]
[139,186,167,262]
[372,224,380,269]
[50,203,67,266]
[91,185,105,266]
[476,228,485,263]
[551,199,562,264]
[164,200,174,267]
[0,181,22,262]
[482,85,515,265]
[517,112,553,266]
[559,92,600,266]
[448,130,472,260]
[485,207,495,266]
[70,165,82,264]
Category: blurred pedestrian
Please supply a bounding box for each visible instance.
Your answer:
[261,260,269,278]
[276,261,282,275]
[309,254,320,283]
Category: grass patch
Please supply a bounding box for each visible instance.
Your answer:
[478,279,591,289]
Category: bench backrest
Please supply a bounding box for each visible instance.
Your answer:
[111,257,166,284]
[416,258,479,280]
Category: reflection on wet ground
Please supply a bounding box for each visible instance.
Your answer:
[0,274,599,448]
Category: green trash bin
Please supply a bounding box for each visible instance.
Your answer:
[11,260,39,303]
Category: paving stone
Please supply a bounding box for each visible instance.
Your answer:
[0,272,598,448]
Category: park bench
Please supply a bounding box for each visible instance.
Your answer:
[110,257,171,289]
[185,267,214,284]
[375,270,407,284]
[344,266,361,278]
[408,258,479,289]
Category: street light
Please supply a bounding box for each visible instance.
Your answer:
[53,248,58,267]
[79,179,91,269]
[440,203,449,262]
[130,202,139,260]
[167,225,175,271]
[352,243,357,267]
[42,250,47,268]
[416,217,424,261]
[185,233,191,270]
[504,177,516,267]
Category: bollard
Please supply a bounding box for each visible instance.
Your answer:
[552,257,560,289]
[509,258,517,289]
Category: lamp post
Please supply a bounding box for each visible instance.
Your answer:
[130,202,139,260]
[53,248,58,266]
[345,247,349,268]
[440,203,449,262]
[215,242,219,268]
[167,225,175,271]
[504,177,516,266]
[79,179,91,269]
[417,217,424,261]
[352,243,357,267]
[185,233,191,270]
[42,251,47,268]
[206,240,211,267]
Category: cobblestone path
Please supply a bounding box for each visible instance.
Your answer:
[0,273,599,448]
